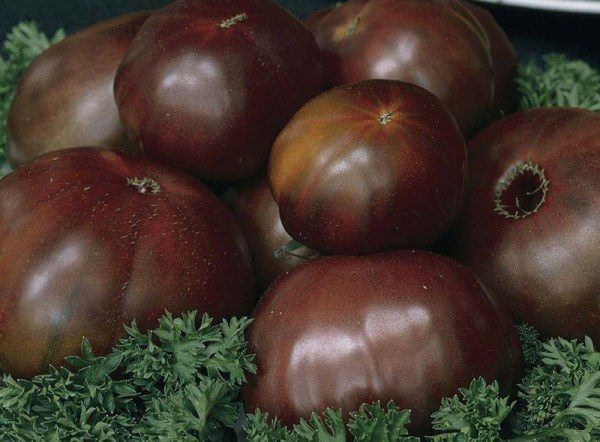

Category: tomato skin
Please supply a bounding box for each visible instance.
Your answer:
[307,0,493,136]
[243,250,522,433]
[7,12,150,167]
[304,5,331,29]
[306,0,518,119]
[0,148,255,379]
[225,178,315,291]
[464,2,518,118]
[452,108,600,343]
[114,0,324,183]
[269,80,467,255]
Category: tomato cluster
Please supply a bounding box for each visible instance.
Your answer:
[1,0,598,437]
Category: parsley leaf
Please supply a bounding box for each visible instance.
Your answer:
[430,378,514,442]
[517,54,600,112]
[246,402,417,442]
[517,324,544,369]
[0,311,254,441]
[348,401,419,442]
[515,337,600,441]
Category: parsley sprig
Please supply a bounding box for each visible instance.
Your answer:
[246,402,418,442]
[0,311,255,441]
[518,54,600,112]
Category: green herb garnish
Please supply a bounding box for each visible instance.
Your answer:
[246,330,600,441]
[1,309,598,441]
[246,402,418,442]
[0,311,255,441]
[518,54,600,112]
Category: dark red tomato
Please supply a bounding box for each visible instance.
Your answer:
[7,12,150,167]
[464,2,518,118]
[225,177,317,291]
[114,0,324,183]
[452,108,600,343]
[243,250,522,434]
[306,1,517,120]
[269,80,467,255]
[304,5,334,29]
[0,148,255,379]
[307,0,493,136]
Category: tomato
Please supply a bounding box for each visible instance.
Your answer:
[451,108,600,342]
[0,148,255,379]
[307,0,494,136]
[306,0,517,119]
[114,0,324,182]
[269,80,466,255]
[225,177,316,291]
[304,5,332,29]
[464,2,518,118]
[7,12,149,167]
[243,250,522,434]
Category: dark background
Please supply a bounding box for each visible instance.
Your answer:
[0,0,599,68]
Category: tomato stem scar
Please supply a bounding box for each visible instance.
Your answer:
[127,177,162,195]
[220,13,247,29]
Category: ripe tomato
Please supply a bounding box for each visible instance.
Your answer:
[114,0,324,182]
[269,80,466,255]
[452,108,600,342]
[307,0,494,136]
[464,2,518,117]
[244,250,522,433]
[7,12,149,166]
[225,177,316,291]
[0,148,255,379]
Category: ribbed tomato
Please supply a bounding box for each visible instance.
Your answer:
[7,12,149,166]
[114,0,324,182]
[465,2,518,117]
[307,0,494,136]
[269,80,466,255]
[0,148,255,379]
[243,250,522,434]
[452,108,600,343]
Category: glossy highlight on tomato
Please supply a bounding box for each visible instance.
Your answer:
[243,250,522,434]
[225,177,316,291]
[0,148,255,379]
[307,0,494,136]
[114,0,324,182]
[452,108,600,343]
[7,12,150,167]
[269,79,467,255]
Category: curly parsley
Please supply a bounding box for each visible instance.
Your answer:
[518,54,600,112]
[0,312,255,441]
